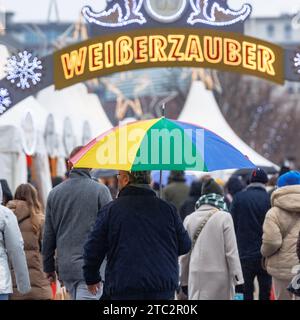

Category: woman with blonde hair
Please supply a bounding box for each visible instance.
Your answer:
[7,184,52,300]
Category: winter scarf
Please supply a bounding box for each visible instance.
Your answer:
[195,193,229,212]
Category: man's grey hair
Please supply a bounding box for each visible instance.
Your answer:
[128,171,151,185]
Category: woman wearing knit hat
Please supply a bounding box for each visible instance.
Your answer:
[261,171,300,300]
[179,178,244,300]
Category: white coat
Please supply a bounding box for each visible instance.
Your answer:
[0,185,31,295]
[180,205,244,300]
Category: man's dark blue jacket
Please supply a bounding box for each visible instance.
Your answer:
[230,184,271,261]
[83,185,191,299]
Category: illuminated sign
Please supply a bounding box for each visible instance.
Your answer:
[54,29,284,89]
[188,0,251,26]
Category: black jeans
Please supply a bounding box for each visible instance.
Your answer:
[239,259,272,300]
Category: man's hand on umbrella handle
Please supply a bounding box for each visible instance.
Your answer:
[87,282,101,295]
[46,271,57,284]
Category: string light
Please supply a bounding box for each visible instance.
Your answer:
[5,51,43,90]
[294,52,300,74]
[0,88,11,114]
[82,0,251,27]
[82,0,146,27]
[188,0,252,26]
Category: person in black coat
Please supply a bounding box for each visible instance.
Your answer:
[224,176,245,208]
[230,168,272,300]
[83,170,191,300]
[179,180,203,221]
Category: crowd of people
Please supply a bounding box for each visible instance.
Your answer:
[1,146,300,301]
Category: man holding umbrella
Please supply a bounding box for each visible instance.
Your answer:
[70,116,255,299]
[83,170,191,300]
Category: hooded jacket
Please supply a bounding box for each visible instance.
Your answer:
[180,204,244,300]
[0,185,31,295]
[261,185,300,280]
[7,200,52,300]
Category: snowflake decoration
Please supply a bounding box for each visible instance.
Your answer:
[0,88,11,114]
[294,52,300,74]
[5,51,43,90]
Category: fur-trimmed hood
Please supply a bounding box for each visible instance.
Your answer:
[271,185,300,213]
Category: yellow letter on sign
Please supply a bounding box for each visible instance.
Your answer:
[61,47,87,80]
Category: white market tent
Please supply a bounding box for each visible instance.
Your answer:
[67,84,113,138]
[36,83,113,177]
[37,84,112,149]
[0,96,52,202]
[179,81,277,169]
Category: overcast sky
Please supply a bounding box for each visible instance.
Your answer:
[1,0,299,22]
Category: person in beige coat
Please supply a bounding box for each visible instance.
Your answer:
[261,171,300,300]
[7,184,52,300]
[179,179,244,300]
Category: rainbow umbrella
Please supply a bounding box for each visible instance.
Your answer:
[70,117,255,172]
